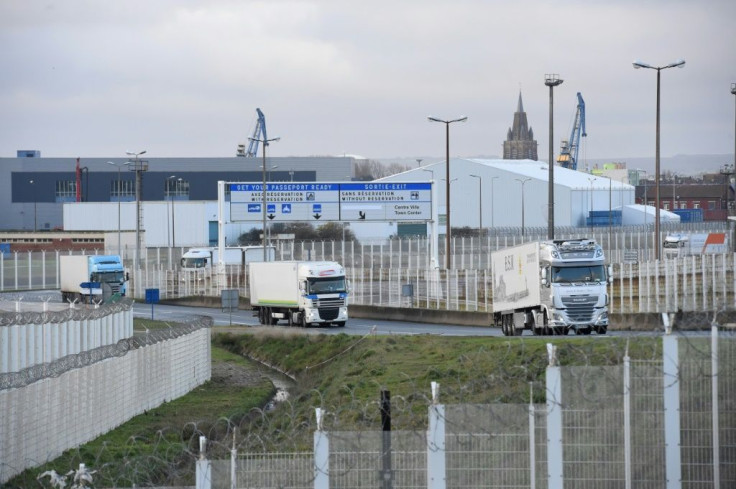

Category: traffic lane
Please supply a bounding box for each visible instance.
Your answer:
[132,302,501,336]
[133,302,639,337]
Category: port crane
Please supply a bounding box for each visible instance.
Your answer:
[237,108,267,157]
[557,92,586,171]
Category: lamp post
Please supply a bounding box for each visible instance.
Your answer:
[422,168,438,269]
[108,161,124,255]
[490,176,499,229]
[470,174,483,269]
[545,74,563,240]
[126,150,147,270]
[29,180,36,231]
[249,135,280,261]
[587,177,595,217]
[428,115,467,269]
[515,177,531,237]
[633,59,685,260]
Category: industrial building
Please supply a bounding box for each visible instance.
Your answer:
[0,152,355,233]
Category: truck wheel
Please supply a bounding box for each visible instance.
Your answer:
[595,326,607,335]
[301,314,310,328]
[335,321,346,327]
[258,308,266,325]
[266,308,277,325]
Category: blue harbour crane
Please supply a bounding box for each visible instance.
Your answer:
[237,108,268,157]
[557,92,587,170]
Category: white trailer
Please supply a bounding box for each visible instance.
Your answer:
[491,239,611,336]
[249,261,349,327]
[59,255,127,303]
[180,246,275,271]
[663,232,729,258]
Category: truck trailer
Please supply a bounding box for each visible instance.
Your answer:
[180,246,275,271]
[249,261,349,327]
[663,232,729,258]
[491,239,611,336]
[59,255,127,303]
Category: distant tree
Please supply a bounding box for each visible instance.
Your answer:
[353,159,410,180]
[317,222,355,241]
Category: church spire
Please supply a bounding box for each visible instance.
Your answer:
[517,91,524,114]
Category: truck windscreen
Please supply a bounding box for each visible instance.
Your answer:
[181,258,207,268]
[91,271,125,283]
[551,265,606,284]
[307,276,347,294]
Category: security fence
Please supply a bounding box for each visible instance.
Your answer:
[196,328,735,489]
[0,315,212,484]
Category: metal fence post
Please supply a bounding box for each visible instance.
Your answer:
[711,324,721,488]
[427,382,446,489]
[624,350,632,489]
[529,383,536,489]
[196,436,211,489]
[546,344,563,489]
[662,334,682,489]
[314,408,330,489]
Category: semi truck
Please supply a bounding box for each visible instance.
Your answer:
[59,255,128,303]
[249,261,349,327]
[663,232,729,258]
[491,239,611,336]
[180,246,275,271]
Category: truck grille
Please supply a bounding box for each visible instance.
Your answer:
[561,295,597,322]
[319,307,340,320]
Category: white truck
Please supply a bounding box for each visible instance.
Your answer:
[249,261,349,327]
[491,239,611,336]
[663,232,729,258]
[60,255,128,303]
[180,246,276,271]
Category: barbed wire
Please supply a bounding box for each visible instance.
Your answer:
[0,315,212,391]
[0,296,134,327]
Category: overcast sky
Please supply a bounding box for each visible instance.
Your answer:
[1,0,735,162]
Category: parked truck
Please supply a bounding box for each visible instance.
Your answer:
[249,261,349,327]
[180,246,275,271]
[60,255,128,303]
[663,232,729,258]
[491,239,611,336]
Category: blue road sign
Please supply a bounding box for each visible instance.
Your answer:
[282,203,292,213]
[248,203,261,213]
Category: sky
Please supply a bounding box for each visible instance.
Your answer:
[1,0,735,163]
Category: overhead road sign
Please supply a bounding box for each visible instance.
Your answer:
[229,182,432,222]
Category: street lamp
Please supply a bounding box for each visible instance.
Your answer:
[126,150,147,269]
[490,176,499,229]
[633,58,685,260]
[470,174,483,269]
[428,115,467,269]
[515,177,531,237]
[587,177,595,216]
[469,174,483,243]
[108,161,124,256]
[545,74,563,240]
[167,175,182,248]
[249,135,280,261]
[29,180,36,231]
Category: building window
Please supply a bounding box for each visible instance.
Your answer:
[708,200,716,210]
[55,180,77,203]
[165,179,190,200]
[663,202,670,210]
[110,179,135,202]
[693,202,700,209]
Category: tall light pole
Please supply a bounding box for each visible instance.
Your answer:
[490,176,499,230]
[249,135,280,261]
[633,59,685,260]
[108,161,124,256]
[587,177,595,217]
[29,180,36,231]
[545,74,563,240]
[428,115,467,269]
[469,174,483,242]
[167,175,182,248]
[126,150,147,269]
[515,177,531,237]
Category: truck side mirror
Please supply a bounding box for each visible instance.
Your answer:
[299,281,307,294]
[540,268,549,287]
[346,280,352,293]
[607,265,613,284]
[125,272,130,282]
